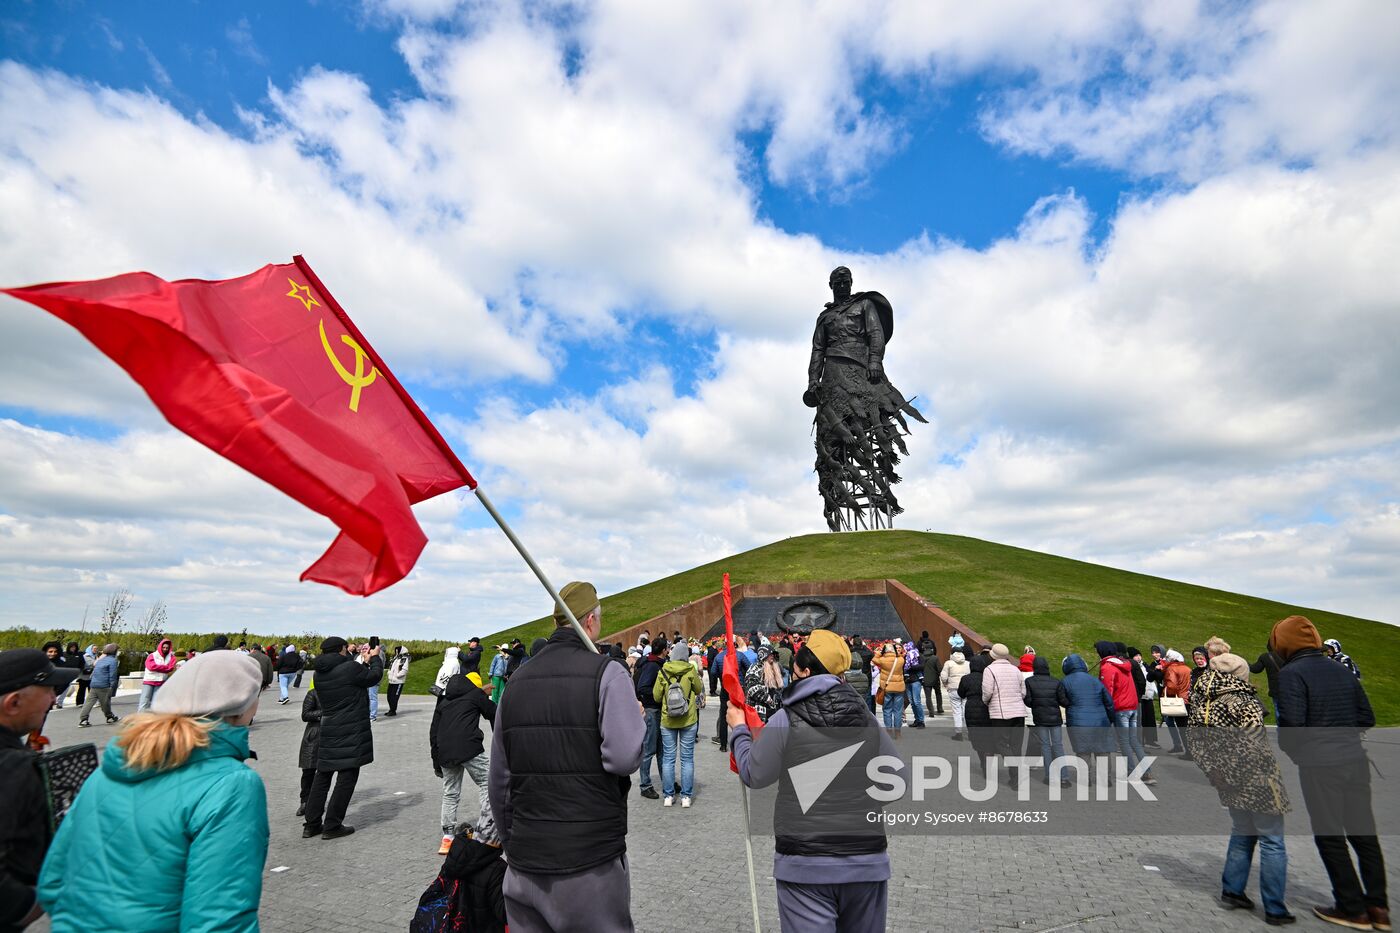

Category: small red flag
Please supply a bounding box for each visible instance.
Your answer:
[721,573,763,773]
[2,257,475,596]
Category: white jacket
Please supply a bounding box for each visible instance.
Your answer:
[388,653,411,684]
[941,652,970,693]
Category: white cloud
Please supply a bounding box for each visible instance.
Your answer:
[1,1,1398,635]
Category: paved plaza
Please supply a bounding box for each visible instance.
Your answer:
[30,683,1393,933]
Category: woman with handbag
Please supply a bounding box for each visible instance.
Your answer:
[1159,649,1192,754]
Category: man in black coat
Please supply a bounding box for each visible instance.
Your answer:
[302,637,383,840]
[1272,615,1388,930]
[461,638,484,678]
[0,648,79,932]
[431,674,498,845]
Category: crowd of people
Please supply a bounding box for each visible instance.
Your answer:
[0,603,1388,932]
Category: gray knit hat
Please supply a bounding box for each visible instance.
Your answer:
[152,650,262,718]
[669,643,691,662]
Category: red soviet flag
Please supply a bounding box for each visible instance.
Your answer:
[721,573,764,773]
[2,256,475,596]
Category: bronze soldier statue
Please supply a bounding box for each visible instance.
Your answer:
[805,266,926,531]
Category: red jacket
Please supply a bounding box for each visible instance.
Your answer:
[1099,655,1138,712]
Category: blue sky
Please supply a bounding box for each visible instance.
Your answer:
[1,0,1397,637]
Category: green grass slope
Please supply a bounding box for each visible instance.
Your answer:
[458,531,1400,724]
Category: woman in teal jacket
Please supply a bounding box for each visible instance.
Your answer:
[39,650,268,932]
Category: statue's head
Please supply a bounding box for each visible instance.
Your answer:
[828,266,852,293]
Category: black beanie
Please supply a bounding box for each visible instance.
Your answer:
[1094,640,1117,659]
[321,636,347,654]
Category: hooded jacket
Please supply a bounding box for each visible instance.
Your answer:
[38,724,267,932]
[655,658,705,729]
[1276,648,1375,766]
[941,652,970,693]
[1057,655,1114,728]
[432,674,499,768]
[436,647,462,692]
[1096,647,1138,713]
[871,647,906,694]
[956,655,992,727]
[1022,656,1063,727]
[440,835,507,933]
[142,639,177,686]
[312,651,383,771]
[729,673,899,883]
[1184,669,1290,815]
[1057,654,1116,755]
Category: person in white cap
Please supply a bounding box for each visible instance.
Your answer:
[37,650,268,932]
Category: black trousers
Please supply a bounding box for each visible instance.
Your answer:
[387,682,404,714]
[1298,761,1388,915]
[1139,699,1158,744]
[300,768,315,804]
[924,679,942,715]
[304,767,361,831]
[990,717,1025,762]
[74,680,89,706]
[716,690,729,747]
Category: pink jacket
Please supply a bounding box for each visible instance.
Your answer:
[981,658,1029,719]
[143,640,178,686]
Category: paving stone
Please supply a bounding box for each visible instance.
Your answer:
[26,684,1393,932]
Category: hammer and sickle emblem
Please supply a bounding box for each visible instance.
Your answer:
[318,319,378,412]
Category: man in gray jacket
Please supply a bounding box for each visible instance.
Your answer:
[78,644,121,727]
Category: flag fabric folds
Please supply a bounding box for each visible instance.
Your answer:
[2,257,475,596]
[720,573,764,773]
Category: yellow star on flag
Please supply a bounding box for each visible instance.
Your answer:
[286,278,320,311]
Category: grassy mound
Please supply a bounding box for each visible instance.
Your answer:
[454,530,1400,723]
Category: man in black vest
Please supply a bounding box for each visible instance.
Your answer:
[488,582,644,932]
[729,629,901,933]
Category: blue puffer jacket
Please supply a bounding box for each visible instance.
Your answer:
[38,722,268,932]
[1058,654,1114,727]
[89,654,119,689]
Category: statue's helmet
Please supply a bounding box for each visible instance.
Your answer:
[828,266,852,287]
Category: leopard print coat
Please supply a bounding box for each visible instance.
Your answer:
[1185,669,1290,815]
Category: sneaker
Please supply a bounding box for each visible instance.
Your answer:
[1312,906,1375,930]
[438,835,453,855]
[278,697,289,705]
[681,797,692,808]
[106,716,120,724]
[302,824,323,838]
[1369,908,1391,932]
[1141,776,1159,786]
[322,825,356,840]
[911,721,926,728]
[663,796,675,807]
[1265,913,1298,926]
[1221,890,1256,911]
[640,787,659,800]
[78,720,91,727]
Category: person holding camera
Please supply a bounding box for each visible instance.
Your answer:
[303,637,383,840]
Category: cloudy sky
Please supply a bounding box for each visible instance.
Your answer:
[2,0,1398,639]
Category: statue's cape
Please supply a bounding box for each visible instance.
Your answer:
[853,291,894,343]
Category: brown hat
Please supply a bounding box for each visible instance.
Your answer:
[806,630,851,677]
[1209,652,1250,682]
[1269,615,1321,661]
[553,581,599,626]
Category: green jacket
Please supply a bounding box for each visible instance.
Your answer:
[652,660,704,729]
[38,722,268,932]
